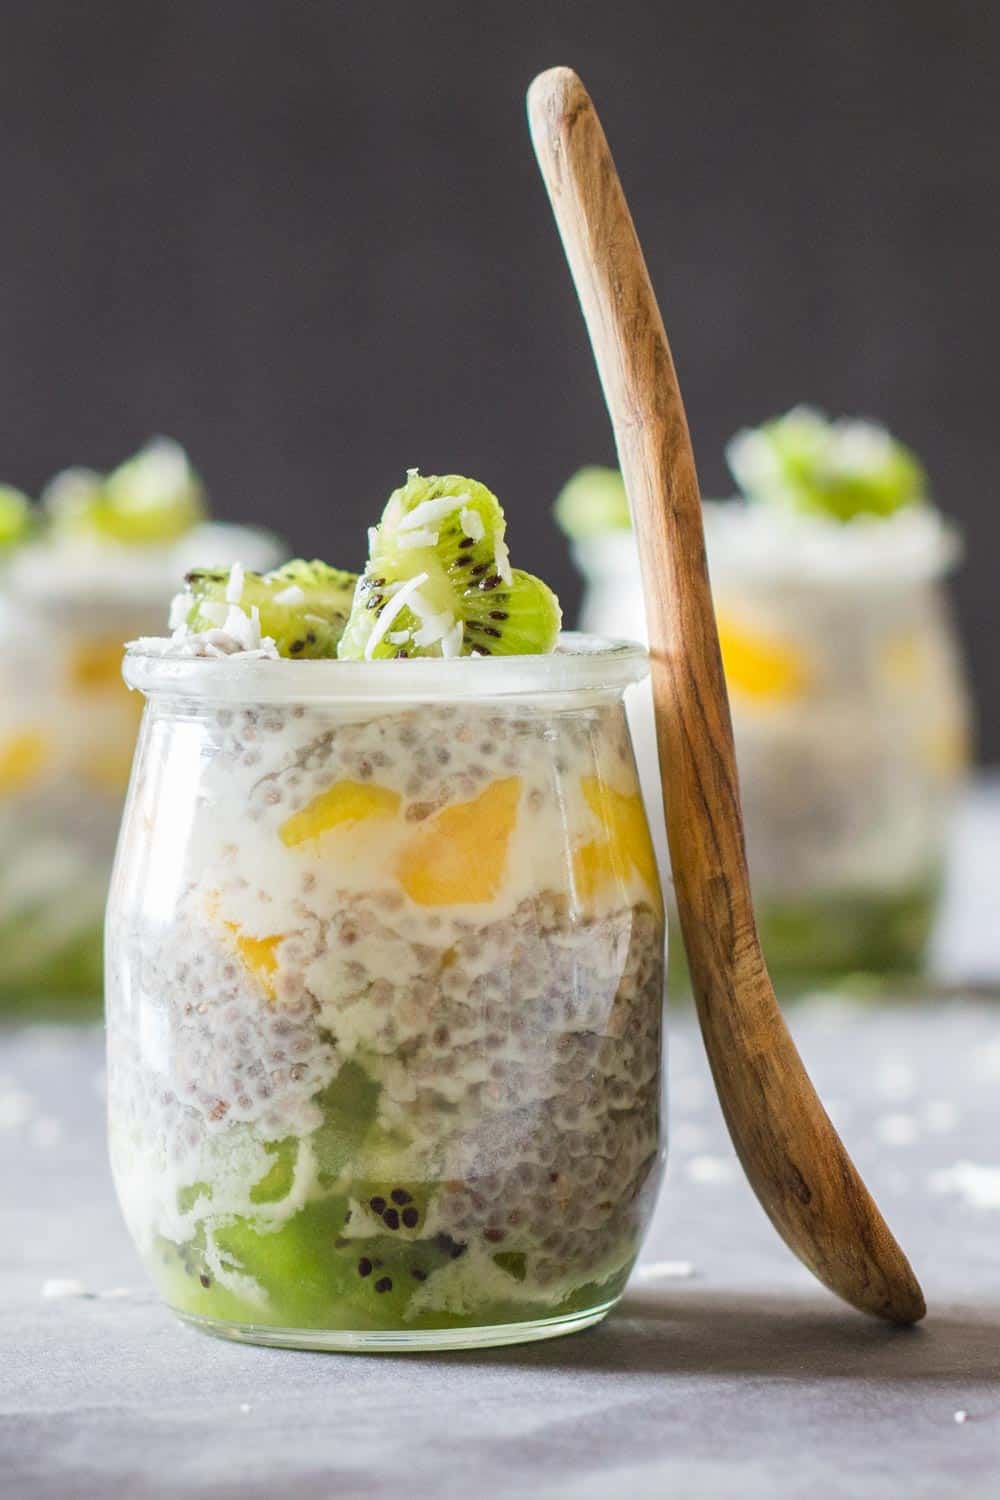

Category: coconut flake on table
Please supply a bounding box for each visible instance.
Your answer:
[633,1260,696,1282]
[41,1278,89,1299]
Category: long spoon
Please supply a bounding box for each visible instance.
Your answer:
[528,66,925,1323]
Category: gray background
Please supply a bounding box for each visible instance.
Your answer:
[0,1,996,756]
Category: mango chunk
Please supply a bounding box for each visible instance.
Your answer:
[0,730,50,794]
[397,777,521,906]
[574,776,661,907]
[224,922,284,1000]
[279,780,401,848]
[716,613,809,702]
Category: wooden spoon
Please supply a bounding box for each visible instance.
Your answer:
[528,66,925,1324]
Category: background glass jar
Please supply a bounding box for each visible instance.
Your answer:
[572,504,972,990]
[0,525,283,1014]
[107,638,666,1351]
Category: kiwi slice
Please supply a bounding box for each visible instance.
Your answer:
[0,485,32,549]
[183,558,359,658]
[554,465,631,539]
[43,438,206,544]
[338,470,561,660]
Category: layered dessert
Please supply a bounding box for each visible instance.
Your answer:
[0,439,283,1008]
[107,472,665,1348]
[557,408,971,986]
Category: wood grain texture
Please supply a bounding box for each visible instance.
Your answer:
[528,66,925,1324]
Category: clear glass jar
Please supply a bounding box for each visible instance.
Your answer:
[573,504,972,988]
[0,525,282,1013]
[106,636,666,1351]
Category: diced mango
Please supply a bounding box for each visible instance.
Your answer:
[0,730,49,794]
[574,776,661,907]
[69,636,127,693]
[924,720,971,778]
[279,781,401,847]
[397,777,521,906]
[882,631,924,689]
[224,921,284,1000]
[716,613,809,702]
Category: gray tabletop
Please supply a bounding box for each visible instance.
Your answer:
[3,785,999,1500]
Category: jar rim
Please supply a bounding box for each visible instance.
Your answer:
[122,631,649,703]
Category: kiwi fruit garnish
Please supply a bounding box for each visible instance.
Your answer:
[0,485,32,550]
[338,470,561,660]
[182,558,359,658]
[554,465,632,539]
[43,438,206,544]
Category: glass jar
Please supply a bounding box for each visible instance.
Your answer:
[0,524,283,1013]
[572,503,972,989]
[106,636,666,1351]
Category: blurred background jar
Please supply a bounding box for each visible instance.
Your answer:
[556,408,973,992]
[0,439,284,1014]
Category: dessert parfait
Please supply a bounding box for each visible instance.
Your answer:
[557,408,971,987]
[107,472,666,1350]
[0,440,283,1010]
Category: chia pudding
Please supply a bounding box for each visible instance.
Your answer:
[0,439,282,1010]
[106,472,666,1350]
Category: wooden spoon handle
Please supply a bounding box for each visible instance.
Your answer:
[528,66,925,1323]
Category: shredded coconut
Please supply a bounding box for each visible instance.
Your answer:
[633,1260,696,1282]
[398,494,469,532]
[364,572,429,659]
[225,561,245,605]
[397,528,439,550]
[440,619,464,658]
[460,507,485,542]
[494,535,513,585]
[272,584,305,606]
[41,1278,88,1299]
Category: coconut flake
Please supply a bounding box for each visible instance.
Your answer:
[440,619,464,658]
[225,561,245,604]
[197,599,228,627]
[272,584,305,606]
[42,1278,88,1299]
[413,611,456,648]
[460,507,485,542]
[397,528,439,550]
[494,535,512,585]
[399,494,469,532]
[168,590,190,632]
[364,571,429,659]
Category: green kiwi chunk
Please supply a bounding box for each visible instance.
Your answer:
[338,470,561,659]
[554,465,631,539]
[43,438,206,544]
[183,558,358,657]
[0,485,33,550]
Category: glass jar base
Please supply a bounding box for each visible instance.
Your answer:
[174,1298,618,1353]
